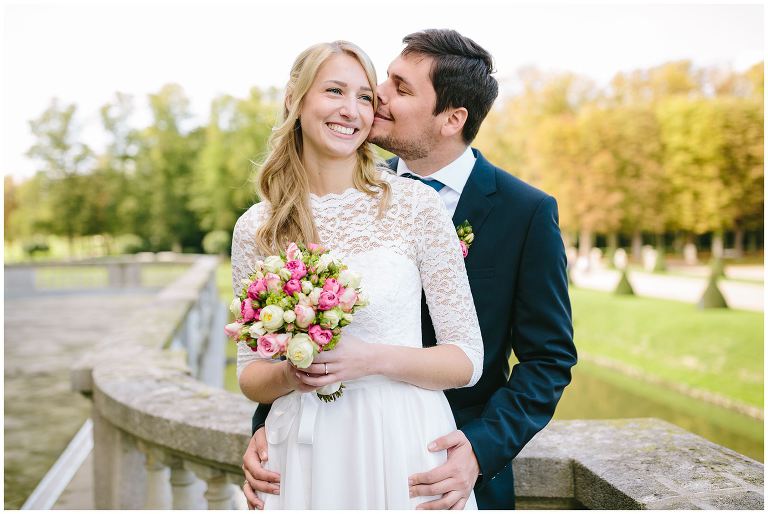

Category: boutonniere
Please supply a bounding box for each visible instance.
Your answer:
[456,220,474,259]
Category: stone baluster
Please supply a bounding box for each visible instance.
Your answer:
[137,443,171,508]
[169,459,206,509]
[186,462,235,509]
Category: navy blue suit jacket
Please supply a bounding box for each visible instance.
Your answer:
[251,149,577,509]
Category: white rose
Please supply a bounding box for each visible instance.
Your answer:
[229,298,241,316]
[338,269,361,289]
[301,280,314,295]
[316,253,334,273]
[255,270,265,279]
[240,278,251,287]
[342,312,354,323]
[264,255,285,274]
[260,305,285,332]
[254,260,265,272]
[286,333,316,369]
[278,267,293,281]
[308,287,322,306]
[249,321,266,338]
[283,310,296,323]
[355,293,369,307]
[321,309,341,329]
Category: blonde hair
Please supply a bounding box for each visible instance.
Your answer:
[255,40,391,255]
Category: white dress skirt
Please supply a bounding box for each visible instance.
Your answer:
[233,171,484,509]
[261,376,477,509]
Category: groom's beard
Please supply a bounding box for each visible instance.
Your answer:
[368,132,435,161]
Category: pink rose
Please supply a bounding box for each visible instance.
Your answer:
[241,299,257,322]
[459,240,468,258]
[338,288,358,312]
[283,279,302,296]
[318,290,340,310]
[247,279,267,299]
[286,242,301,261]
[285,259,308,280]
[257,333,290,358]
[308,324,333,347]
[294,304,316,328]
[254,308,261,321]
[224,322,243,339]
[265,272,282,293]
[322,278,341,294]
[307,242,325,254]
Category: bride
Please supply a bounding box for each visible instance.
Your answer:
[232,40,483,509]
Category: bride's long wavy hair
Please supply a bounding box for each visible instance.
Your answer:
[254,41,391,255]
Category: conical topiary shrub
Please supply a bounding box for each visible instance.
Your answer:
[697,272,728,309]
[614,268,635,295]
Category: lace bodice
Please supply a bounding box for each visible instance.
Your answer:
[232,170,483,387]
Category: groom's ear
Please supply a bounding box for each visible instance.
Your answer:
[440,107,469,139]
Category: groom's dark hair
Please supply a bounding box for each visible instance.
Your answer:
[402,29,498,144]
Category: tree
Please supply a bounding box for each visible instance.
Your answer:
[134,84,202,251]
[26,98,93,255]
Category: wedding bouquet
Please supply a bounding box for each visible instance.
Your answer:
[225,242,367,402]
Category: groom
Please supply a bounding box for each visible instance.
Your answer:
[242,29,577,509]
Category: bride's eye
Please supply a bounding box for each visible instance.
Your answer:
[326,87,343,95]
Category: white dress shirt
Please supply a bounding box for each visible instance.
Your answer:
[396,146,476,218]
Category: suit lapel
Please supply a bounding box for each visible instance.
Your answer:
[452,148,496,237]
[389,151,496,236]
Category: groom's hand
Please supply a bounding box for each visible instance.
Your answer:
[242,427,280,510]
[409,430,480,510]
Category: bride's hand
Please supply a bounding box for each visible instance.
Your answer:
[295,334,377,387]
[284,361,319,393]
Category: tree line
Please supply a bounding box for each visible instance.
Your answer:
[5,60,763,260]
[475,60,763,259]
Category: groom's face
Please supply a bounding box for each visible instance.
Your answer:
[368,53,442,160]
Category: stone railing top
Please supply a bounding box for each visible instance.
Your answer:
[70,255,221,394]
[515,417,764,509]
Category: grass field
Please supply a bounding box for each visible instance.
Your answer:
[568,287,763,408]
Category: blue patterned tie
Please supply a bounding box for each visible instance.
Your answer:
[401,172,445,193]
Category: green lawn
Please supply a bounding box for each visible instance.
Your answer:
[569,287,763,408]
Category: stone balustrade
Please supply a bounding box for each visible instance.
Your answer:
[5,252,199,292]
[66,255,763,509]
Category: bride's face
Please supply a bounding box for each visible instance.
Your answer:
[299,53,375,160]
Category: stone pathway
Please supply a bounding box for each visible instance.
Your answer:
[571,267,763,312]
[4,291,155,509]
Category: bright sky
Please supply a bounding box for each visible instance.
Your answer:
[2,0,764,180]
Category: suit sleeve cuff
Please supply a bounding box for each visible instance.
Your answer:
[461,421,507,480]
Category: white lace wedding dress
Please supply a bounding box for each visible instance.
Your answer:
[233,170,483,509]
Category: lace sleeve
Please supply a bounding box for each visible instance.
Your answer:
[414,187,484,387]
[231,204,280,379]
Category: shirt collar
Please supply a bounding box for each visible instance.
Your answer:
[396,146,476,195]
